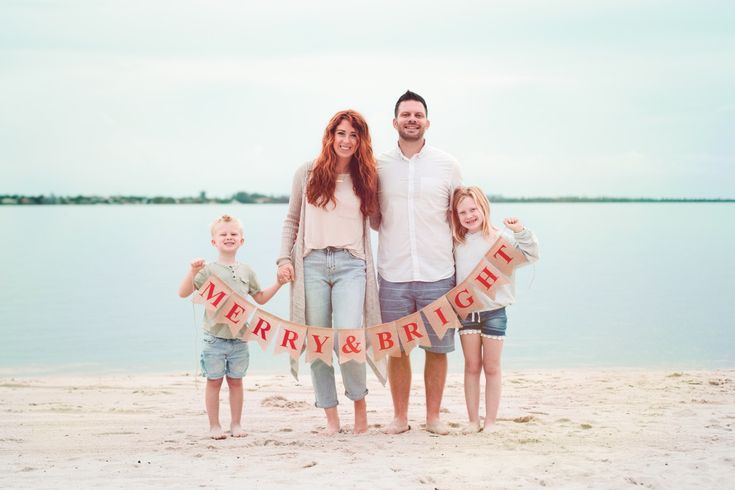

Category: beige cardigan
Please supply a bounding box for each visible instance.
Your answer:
[278,161,386,385]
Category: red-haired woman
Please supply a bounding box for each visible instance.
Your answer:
[277,110,383,435]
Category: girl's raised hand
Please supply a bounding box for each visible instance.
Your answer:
[503,217,525,233]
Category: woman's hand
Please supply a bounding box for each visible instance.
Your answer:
[277,263,295,284]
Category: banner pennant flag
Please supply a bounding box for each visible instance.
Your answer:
[243,309,281,351]
[421,295,460,340]
[366,322,400,361]
[486,236,528,276]
[273,321,307,360]
[305,326,335,366]
[215,294,256,337]
[337,328,366,364]
[194,274,232,312]
[468,258,511,302]
[446,281,485,320]
[396,312,431,354]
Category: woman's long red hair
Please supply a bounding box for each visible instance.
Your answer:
[306,110,378,217]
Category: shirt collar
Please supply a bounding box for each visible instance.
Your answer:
[396,140,428,161]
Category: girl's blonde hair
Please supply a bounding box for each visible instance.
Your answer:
[451,186,494,244]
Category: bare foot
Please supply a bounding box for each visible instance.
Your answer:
[318,423,342,436]
[319,407,341,436]
[383,418,410,435]
[483,422,500,433]
[461,421,482,434]
[425,420,450,435]
[209,425,227,440]
[230,423,247,437]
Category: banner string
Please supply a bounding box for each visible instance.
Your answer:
[191,278,201,392]
[502,225,537,290]
[527,263,537,290]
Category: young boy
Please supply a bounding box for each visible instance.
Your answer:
[178,214,285,440]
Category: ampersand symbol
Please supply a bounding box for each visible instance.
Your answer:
[342,335,361,354]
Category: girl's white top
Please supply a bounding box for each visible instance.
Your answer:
[454,227,540,311]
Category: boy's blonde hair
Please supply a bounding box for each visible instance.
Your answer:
[210,214,244,236]
[451,186,494,244]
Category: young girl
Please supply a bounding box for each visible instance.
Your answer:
[451,187,539,433]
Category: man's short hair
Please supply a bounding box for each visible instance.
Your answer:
[394,90,428,117]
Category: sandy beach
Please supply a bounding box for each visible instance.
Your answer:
[1,369,733,489]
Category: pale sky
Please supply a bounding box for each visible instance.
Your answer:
[2,0,733,198]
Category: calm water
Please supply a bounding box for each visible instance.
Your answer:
[0,203,733,374]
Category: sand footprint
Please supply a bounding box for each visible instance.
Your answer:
[260,395,310,410]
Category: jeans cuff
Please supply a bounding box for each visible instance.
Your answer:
[344,388,368,402]
[314,399,339,409]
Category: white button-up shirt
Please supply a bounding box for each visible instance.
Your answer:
[377,143,462,282]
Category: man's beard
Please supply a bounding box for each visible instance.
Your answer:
[398,126,425,141]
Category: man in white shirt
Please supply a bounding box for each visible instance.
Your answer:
[375,90,462,435]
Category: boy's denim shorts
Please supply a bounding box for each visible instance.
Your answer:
[459,308,508,339]
[200,333,250,379]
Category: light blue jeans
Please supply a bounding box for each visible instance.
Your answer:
[304,248,368,409]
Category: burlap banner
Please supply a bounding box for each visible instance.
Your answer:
[192,236,528,367]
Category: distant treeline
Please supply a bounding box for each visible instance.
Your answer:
[1,192,732,205]
[0,191,289,205]
[486,195,734,203]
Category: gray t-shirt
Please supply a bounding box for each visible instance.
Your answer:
[194,262,261,339]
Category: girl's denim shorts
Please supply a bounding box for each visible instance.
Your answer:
[200,333,250,379]
[459,307,507,339]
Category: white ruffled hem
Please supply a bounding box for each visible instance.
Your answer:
[459,330,504,341]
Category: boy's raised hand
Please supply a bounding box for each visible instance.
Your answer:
[190,258,206,272]
[503,217,525,233]
[178,259,207,298]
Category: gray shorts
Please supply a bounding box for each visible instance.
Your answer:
[378,275,456,354]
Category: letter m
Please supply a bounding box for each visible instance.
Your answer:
[198,280,228,309]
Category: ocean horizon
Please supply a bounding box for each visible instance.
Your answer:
[1,202,733,375]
